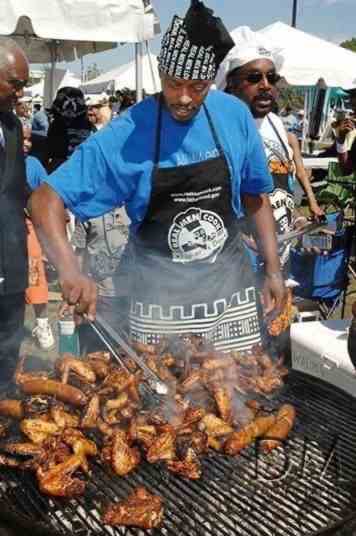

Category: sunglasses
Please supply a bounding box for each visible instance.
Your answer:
[7,79,28,91]
[244,71,281,85]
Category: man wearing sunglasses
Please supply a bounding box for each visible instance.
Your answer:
[0,37,29,391]
[219,35,315,276]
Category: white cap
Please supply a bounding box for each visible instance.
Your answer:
[85,94,109,107]
[215,27,284,90]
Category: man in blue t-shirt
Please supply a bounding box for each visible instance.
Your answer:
[31,2,285,353]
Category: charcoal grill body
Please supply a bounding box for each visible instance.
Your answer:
[0,371,356,536]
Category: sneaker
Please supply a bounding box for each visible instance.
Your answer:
[32,324,55,350]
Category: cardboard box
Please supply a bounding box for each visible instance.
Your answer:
[291,320,356,397]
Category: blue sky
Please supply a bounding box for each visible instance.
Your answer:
[61,0,356,76]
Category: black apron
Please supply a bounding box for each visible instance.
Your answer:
[128,97,262,353]
[265,115,295,273]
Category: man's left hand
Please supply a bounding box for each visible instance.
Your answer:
[262,272,287,318]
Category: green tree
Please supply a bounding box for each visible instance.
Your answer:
[340,38,356,53]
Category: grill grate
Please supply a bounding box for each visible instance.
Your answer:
[1,370,356,536]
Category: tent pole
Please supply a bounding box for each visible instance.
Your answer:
[49,42,57,104]
[135,42,144,102]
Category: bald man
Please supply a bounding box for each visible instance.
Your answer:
[0,38,29,390]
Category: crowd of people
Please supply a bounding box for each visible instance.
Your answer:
[0,0,354,391]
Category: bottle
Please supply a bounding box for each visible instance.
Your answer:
[347,301,356,369]
[58,310,80,356]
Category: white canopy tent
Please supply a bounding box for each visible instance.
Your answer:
[0,0,160,101]
[26,70,81,100]
[258,21,356,89]
[81,51,160,95]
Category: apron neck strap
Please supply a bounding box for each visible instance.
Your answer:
[154,93,224,166]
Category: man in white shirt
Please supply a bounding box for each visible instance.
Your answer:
[217,35,321,273]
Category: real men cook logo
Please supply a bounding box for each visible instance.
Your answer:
[168,207,228,264]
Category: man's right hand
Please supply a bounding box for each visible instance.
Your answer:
[337,118,355,143]
[60,271,97,321]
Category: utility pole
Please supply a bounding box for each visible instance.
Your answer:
[292,0,298,28]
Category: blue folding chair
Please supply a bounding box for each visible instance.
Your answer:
[290,212,353,319]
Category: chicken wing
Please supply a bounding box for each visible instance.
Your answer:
[56,354,96,384]
[50,405,80,429]
[110,429,141,477]
[103,487,164,529]
[224,415,276,455]
[20,418,59,444]
[198,414,234,438]
[167,447,202,480]
[146,431,176,464]
[36,455,85,497]
[81,394,100,429]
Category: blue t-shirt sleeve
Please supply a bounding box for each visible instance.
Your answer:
[26,157,48,191]
[240,108,273,195]
[44,117,140,221]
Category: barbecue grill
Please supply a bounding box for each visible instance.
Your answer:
[1,370,356,536]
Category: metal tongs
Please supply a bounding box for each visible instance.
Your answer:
[87,313,169,399]
[276,216,329,245]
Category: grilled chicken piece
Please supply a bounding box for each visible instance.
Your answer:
[81,394,100,429]
[210,386,233,425]
[23,395,52,417]
[86,351,111,380]
[176,431,209,457]
[110,429,141,476]
[225,415,276,455]
[198,414,234,438]
[180,371,203,393]
[103,370,135,393]
[20,418,59,444]
[50,405,80,429]
[167,447,202,480]
[146,431,176,464]
[160,353,175,368]
[56,354,96,384]
[202,356,234,371]
[0,399,23,420]
[86,351,111,363]
[132,342,157,355]
[87,359,110,380]
[2,442,44,458]
[261,404,296,452]
[37,454,85,497]
[103,486,164,529]
[105,393,129,412]
[207,436,225,451]
[129,418,157,450]
[61,428,97,472]
[255,374,283,394]
[97,418,114,438]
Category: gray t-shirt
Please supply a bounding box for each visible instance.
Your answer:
[72,208,130,297]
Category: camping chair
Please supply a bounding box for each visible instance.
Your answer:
[290,212,354,320]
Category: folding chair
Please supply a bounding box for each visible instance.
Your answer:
[290,212,353,320]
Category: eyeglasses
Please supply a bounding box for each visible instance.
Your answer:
[244,72,281,86]
[7,79,28,91]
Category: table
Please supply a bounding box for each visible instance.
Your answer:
[291,319,355,397]
[302,157,337,170]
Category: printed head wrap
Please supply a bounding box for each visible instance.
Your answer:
[158,0,234,81]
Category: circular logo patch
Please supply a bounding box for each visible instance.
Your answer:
[168,207,228,264]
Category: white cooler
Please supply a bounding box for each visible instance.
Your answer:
[291,320,356,397]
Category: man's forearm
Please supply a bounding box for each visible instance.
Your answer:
[242,193,281,275]
[29,184,80,278]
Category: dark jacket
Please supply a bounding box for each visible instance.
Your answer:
[0,112,28,295]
